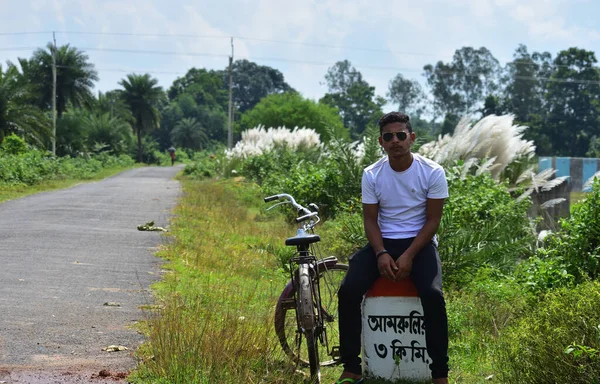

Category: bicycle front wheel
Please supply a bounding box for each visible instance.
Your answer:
[274,263,348,367]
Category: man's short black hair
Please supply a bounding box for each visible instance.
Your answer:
[378,112,412,134]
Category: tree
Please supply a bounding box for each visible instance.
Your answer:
[0,64,50,146]
[423,46,500,118]
[168,68,228,111]
[158,93,227,149]
[321,60,385,139]
[324,60,364,93]
[84,113,134,156]
[387,74,427,116]
[238,92,348,141]
[170,117,209,150]
[544,48,600,156]
[229,59,294,113]
[503,45,552,123]
[94,90,133,123]
[119,74,165,162]
[23,43,98,118]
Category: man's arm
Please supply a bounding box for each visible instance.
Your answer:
[364,203,398,280]
[394,198,445,280]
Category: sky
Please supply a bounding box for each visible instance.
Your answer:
[1,0,599,112]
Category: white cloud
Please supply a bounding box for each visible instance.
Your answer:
[1,0,599,100]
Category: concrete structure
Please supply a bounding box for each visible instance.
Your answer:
[362,278,429,382]
[539,157,600,192]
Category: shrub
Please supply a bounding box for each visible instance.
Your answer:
[1,133,28,155]
[437,163,536,286]
[447,268,530,373]
[0,148,134,186]
[493,281,600,384]
[535,178,600,283]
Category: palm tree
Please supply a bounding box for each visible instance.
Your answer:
[84,113,133,156]
[0,64,50,146]
[170,117,209,150]
[119,74,165,162]
[24,43,98,118]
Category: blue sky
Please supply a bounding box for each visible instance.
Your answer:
[1,0,599,111]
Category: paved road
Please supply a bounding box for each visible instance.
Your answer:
[0,166,182,383]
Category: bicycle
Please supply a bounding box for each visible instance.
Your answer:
[265,193,349,383]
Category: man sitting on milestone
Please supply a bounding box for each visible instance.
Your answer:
[335,112,450,384]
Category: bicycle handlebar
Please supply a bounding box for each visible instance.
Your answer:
[264,193,320,227]
[296,212,318,223]
[264,194,312,216]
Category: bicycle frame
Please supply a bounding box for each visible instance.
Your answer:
[265,193,346,380]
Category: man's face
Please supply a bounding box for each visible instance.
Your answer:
[378,122,415,157]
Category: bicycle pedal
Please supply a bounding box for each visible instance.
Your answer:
[330,346,341,360]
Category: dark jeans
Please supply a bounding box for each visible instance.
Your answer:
[338,238,449,379]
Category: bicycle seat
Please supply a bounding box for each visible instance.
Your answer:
[285,234,321,246]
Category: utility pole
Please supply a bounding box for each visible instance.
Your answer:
[227,37,234,149]
[51,32,57,155]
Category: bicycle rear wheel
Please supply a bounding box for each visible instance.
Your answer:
[274,263,348,367]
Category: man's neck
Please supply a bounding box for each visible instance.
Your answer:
[388,152,414,172]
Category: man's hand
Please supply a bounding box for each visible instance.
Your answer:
[394,253,413,281]
[377,253,398,280]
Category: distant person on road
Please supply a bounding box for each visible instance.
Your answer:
[167,147,176,166]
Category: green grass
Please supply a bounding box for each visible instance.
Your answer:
[0,164,141,203]
[134,177,600,384]
[130,177,502,383]
[130,178,324,383]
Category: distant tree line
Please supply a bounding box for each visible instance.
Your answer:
[1,42,599,160]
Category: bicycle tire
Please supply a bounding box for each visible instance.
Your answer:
[274,263,348,367]
[305,327,321,382]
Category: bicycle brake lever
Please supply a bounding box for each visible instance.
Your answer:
[266,201,290,211]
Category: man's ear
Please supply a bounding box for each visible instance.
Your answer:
[378,136,384,146]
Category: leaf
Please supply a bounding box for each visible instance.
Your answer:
[476,157,498,176]
[516,167,535,185]
[516,188,533,203]
[460,158,478,179]
[564,346,575,354]
[541,198,567,209]
[541,176,568,192]
[583,171,600,191]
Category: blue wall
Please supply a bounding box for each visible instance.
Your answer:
[538,157,600,192]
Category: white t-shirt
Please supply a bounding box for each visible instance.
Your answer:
[362,153,449,239]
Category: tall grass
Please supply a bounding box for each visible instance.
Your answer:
[131,179,344,383]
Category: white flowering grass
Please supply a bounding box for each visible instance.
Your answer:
[226,125,323,159]
[419,114,567,202]
[419,114,536,179]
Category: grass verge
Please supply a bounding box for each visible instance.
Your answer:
[130,177,347,383]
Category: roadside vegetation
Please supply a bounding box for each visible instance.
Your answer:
[131,117,600,383]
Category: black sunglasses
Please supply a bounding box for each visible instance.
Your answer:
[381,131,409,142]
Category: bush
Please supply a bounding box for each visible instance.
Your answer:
[446,268,530,378]
[438,163,536,287]
[493,281,600,384]
[1,133,28,155]
[0,148,134,186]
[535,178,600,283]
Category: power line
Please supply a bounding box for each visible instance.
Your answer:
[0,46,40,52]
[4,33,600,86]
[2,29,597,72]
[0,31,52,36]
[53,30,440,57]
[56,30,228,40]
[79,47,228,59]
